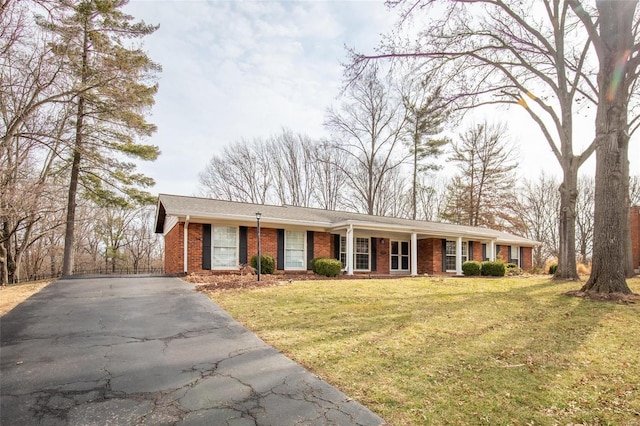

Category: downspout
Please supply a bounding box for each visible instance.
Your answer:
[184,215,190,274]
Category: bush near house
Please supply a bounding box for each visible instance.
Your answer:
[311,257,342,277]
[462,261,482,276]
[250,255,275,274]
[548,263,558,275]
[481,261,506,276]
[505,263,523,276]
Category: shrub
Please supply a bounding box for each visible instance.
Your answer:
[250,254,275,274]
[481,261,506,277]
[311,257,342,277]
[462,261,482,276]
[505,263,523,276]
[548,263,558,275]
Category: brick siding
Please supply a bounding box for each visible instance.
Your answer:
[632,206,640,270]
[164,222,183,274]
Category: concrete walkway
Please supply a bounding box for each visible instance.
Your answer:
[0,277,385,425]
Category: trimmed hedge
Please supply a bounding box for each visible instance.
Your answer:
[311,257,342,277]
[250,254,275,274]
[462,261,482,276]
[481,261,506,277]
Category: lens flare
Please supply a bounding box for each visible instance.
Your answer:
[606,50,631,102]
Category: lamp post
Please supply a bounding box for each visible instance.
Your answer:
[256,212,261,282]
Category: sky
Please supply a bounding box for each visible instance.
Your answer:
[123,0,639,197]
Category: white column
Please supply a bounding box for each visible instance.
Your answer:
[410,232,418,276]
[346,225,354,275]
[489,240,496,261]
[183,215,190,273]
[455,236,463,276]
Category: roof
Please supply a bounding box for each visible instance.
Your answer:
[154,194,539,246]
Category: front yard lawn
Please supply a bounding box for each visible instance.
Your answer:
[201,276,640,425]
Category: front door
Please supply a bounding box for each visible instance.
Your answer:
[390,240,410,271]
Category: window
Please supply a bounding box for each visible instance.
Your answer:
[445,240,468,271]
[212,226,237,269]
[510,245,520,267]
[391,241,410,271]
[340,236,370,271]
[285,230,305,270]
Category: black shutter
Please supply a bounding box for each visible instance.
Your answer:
[482,244,487,261]
[441,239,447,272]
[371,238,377,272]
[202,224,211,270]
[307,231,314,270]
[239,226,248,264]
[277,229,285,270]
[468,241,474,262]
[520,247,525,268]
[333,234,340,260]
[508,245,513,263]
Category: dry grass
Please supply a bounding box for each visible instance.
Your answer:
[0,280,52,316]
[203,275,640,425]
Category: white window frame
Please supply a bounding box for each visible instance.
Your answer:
[285,230,306,270]
[445,240,468,272]
[390,240,410,271]
[510,245,521,268]
[212,226,239,270]
[340,236,371,272]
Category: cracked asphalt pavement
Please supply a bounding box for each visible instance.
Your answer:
[0,276,385,425]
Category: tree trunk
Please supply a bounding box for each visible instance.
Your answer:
[556,164,579,280]
[582,0,635,294]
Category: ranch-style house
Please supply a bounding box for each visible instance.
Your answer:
[154,194,547,276]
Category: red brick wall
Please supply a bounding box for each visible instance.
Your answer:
[314,232,333,259]
[247,227,278,262]
[496,245,509,262]
[375,238,390,274]
[632,206,640,270]
[164,222,183,274]
[470,241,484,262]
[418,238,443,274]
[186,224,204,273]
[522,247,533,271]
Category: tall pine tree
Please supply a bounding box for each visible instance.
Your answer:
[39,0,160,276]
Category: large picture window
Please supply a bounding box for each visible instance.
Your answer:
[285,230,305,270]
[340,236,370,271]
[213,226,237,269]
[445,240,468,271]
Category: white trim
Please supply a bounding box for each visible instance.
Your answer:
[284,230,306,271]
[183,215,190,273]
[211,225,239,270]
[411,233,418,276]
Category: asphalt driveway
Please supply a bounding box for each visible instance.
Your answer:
[0,276,384,425]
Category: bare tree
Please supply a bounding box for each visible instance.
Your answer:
[326,66,408,215]
[311,140,349,211]
[518,172,561,270]
[442,121,520,231]
[575,175,595,264]
[572,0,639,292]
[199,139,272,204]
[268,130,316,207]
[351,0,602,279]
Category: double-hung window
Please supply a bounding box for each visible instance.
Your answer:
[340,236,371,271]
[212,226,237,269]
[285,230,305,270]
[510,245,520,268]
[445,240,468,272]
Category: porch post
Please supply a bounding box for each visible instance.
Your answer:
[346,225,354,275]
[489,240,496,261]
[183,215,190,273]
[455,236,463,276]
[410,232,418,276]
